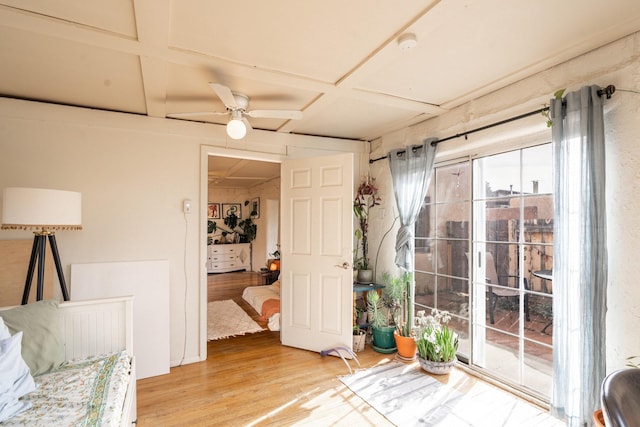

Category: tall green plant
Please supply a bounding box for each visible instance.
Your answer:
[238,217,257,242]
[223,212,238,230]
[381,271,414,337]
[353,178,381,270]
[366,290,387,328]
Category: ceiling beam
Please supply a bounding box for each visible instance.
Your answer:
[133,0,170,118]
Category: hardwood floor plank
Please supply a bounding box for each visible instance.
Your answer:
[136,271,556,426]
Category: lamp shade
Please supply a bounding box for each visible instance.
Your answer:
[1,187,82,231]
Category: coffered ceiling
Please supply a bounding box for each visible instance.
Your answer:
[208,157,280,189]
[0,0,639,142]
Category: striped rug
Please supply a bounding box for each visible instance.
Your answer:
[339,361,564,426]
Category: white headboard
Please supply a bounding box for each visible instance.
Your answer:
[57,296,134,361]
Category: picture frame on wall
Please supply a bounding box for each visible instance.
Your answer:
[251,197,260,218]
[222,203,242,219]
[208,203,220,219]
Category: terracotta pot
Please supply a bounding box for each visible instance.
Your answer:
[593,409,605,427]
[394,332,417,359]
[418,356,456,375]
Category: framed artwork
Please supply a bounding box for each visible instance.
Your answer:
[208,203,220,219]
[251,197,260,218]
[222,203,242,219]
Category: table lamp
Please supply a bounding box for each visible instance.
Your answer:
[1,187,82,304]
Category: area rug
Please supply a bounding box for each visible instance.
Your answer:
[339,362,563,427]
[207,299,264,340]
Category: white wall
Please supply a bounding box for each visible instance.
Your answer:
[264,198,280,264]
[368,31,640,372]
[0,100,366,367]
[247,178,281,269]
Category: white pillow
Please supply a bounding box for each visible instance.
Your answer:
[0,317,10,340]
[0,318,36,423]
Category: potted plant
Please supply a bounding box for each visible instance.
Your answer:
[238,216,257,243]
[415,309,459,375]
[366,289,396,353]
[353,177,381,283]
[212,206,259,244]
[354,304,368,326]
[238,201,259,243]
[382,271,417,359]
[352,325,366,353]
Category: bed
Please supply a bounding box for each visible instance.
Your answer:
[0,296,136,426]
[242,280,281,331]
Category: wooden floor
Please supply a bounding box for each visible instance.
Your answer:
[136,272,555,427]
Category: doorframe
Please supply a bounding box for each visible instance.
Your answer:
[198,145,285,361]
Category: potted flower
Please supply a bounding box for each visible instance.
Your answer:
[382,271,417,359]
[415,309,459,374]
[353,177,381,283]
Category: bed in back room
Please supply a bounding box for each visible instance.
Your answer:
[242,278,281,331]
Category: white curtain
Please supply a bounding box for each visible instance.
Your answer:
[387,138,437,271]
[550,86,608,426]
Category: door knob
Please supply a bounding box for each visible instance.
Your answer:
[335,262,350,269]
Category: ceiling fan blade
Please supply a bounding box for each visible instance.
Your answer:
[168,111,228,118]
[246,109,303,120]
[209,83,237,109]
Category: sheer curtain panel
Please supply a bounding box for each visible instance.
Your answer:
[550,85,608,426]
[387,138,437,271]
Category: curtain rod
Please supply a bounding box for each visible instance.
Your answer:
[369,84,616,164]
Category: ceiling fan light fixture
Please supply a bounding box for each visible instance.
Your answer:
[226,118,247,140]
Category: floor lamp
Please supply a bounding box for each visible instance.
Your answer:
[1,187,82,304]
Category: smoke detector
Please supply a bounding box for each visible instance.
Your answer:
[397,33,417,51]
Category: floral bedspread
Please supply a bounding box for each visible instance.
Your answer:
[1,351,132,427]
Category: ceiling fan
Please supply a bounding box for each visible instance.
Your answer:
[169,83,303,140]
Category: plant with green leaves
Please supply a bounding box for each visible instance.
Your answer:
[627,356,640,368]
[541,88,566,127]
[366,290,389,328]
[415,309,459,363]
[381,271,414,337]
[223,211,239,230]
[238,217,257,242]
[353,177,381,270]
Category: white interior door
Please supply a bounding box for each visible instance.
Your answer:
[280,153,354,353]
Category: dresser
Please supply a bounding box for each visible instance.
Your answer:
[207,243,251,273]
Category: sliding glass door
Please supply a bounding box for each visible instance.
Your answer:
[415,143,554,400]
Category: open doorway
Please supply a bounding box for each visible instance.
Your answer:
[201,151,283,357]
[198,146,360,361]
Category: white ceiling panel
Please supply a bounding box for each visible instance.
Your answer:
[168,0,436,83]
[0,0,137,38]
[355,0,640,106]
[293,96,426,141]
[208,157,280,188]
[0,0,638,143]
[0,26,146,114]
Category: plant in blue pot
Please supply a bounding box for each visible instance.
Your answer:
[366,290,396,353]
